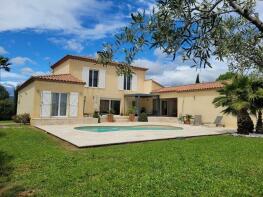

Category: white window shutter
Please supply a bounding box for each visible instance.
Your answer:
[69,92,79,117]
[132,74,137,91]
[82,66,89,87]
[98,69,106,88]
[41,91,51,117]
[118,75,124,90]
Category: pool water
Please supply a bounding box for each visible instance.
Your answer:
[75,125,183,132]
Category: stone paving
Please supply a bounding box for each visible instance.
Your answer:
[36,122,236,148]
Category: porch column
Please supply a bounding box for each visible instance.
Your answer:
[136,96,141,116]
[157,96,161,116]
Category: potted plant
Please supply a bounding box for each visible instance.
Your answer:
[107,109,114,122]
[184,114,192,124]
[93,111,100,123]
[178,114,184,123]
[127,107,136,122]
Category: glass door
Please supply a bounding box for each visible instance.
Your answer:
[51,92,68,117]
[161,100,168,116]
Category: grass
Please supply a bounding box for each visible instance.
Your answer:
[0,120,14,125]
[1,126,263,196]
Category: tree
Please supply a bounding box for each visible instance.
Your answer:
[216,72,236,81]
[97,0,263,74]
[0,56,11,81]
[250,77,263,133]
[213,76,254,134]
[0,84,9,100]
[195,74,200,83]
[0,85,14,120]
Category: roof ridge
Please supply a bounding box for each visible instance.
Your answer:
[165,81,222,88]
[51,55,148,71]
[152,81,224,93]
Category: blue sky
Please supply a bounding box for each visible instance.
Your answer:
[1,0,263,94]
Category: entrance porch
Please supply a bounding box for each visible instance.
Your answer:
[124,94,178,117]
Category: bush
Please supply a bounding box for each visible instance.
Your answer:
[127,107,136,115]
[0,99,14,120]
[138,112,148,122]
[93,111,100,123]
[12,113,30,124]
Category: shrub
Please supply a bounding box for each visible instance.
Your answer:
[0,99,14,120]
[138,112,148,122]
[93,111,100,123]
[127,107,136,115]
[12,113,30,124]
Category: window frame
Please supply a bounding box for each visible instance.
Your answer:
[51,92,68,117]
[89,69,99,88]
[99,99,121,115]
[123,74,132,90]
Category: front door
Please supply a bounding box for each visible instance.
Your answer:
[161,100,168,115]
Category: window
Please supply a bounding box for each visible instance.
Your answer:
[100,99,120,115]
[51,93,68,116]
[89,70,99,87]
[123,74,132,90]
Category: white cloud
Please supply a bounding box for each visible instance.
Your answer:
[0,0,125,41]
[0,46,8,55]
[48,38,84,52]
[0,0,111,32]
[256,1,263,20]
[21,67,47,76]
[10,56,34,65]
[133,49,229,86]
[0,70,26,81]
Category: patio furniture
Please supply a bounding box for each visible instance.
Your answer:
[203,116,225,127]
[193,115,202,126]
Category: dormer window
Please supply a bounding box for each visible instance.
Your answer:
[89,69,99,87]
[124,74,132,90]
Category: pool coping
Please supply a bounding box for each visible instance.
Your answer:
[36,122,236,148]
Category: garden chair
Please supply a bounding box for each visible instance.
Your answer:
[193,115,202,126]
[203,116,225,127]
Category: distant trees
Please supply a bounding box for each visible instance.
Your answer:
[216,72,236,81]
[195,74,200,83]
[0,56,11,81]
[0,85,14,120]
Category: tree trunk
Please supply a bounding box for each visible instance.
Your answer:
[256,110,263,134]
[237,109,254,134]
[228,0,263,33]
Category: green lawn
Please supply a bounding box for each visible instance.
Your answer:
[1,126,263,196]
[0,120,14,125]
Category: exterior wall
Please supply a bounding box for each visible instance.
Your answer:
[144,80,163,93]
[66,59,147,115]
[20,81,85,119]
[159,90,237,128]
[17,82,35,115]
[52,60,70,74]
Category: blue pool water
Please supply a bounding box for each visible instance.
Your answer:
[75,125,183,132]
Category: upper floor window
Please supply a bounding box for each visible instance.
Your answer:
[124,74,132,90]
[89,70,99,87]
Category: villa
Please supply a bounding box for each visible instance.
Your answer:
[17,55,236,127]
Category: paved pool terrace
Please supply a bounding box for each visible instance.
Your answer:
[36,122,235,148]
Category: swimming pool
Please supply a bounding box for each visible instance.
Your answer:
[75,125,183,132]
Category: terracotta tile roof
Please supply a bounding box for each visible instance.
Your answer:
[51,55,148,71]
[34,74,85,84]
[152,81,224,93]
[18,74,85,91]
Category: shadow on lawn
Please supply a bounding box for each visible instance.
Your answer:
[0,150,29,196]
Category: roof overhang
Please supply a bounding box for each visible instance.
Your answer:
[124,93,159,98]
[51,55,148,71]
